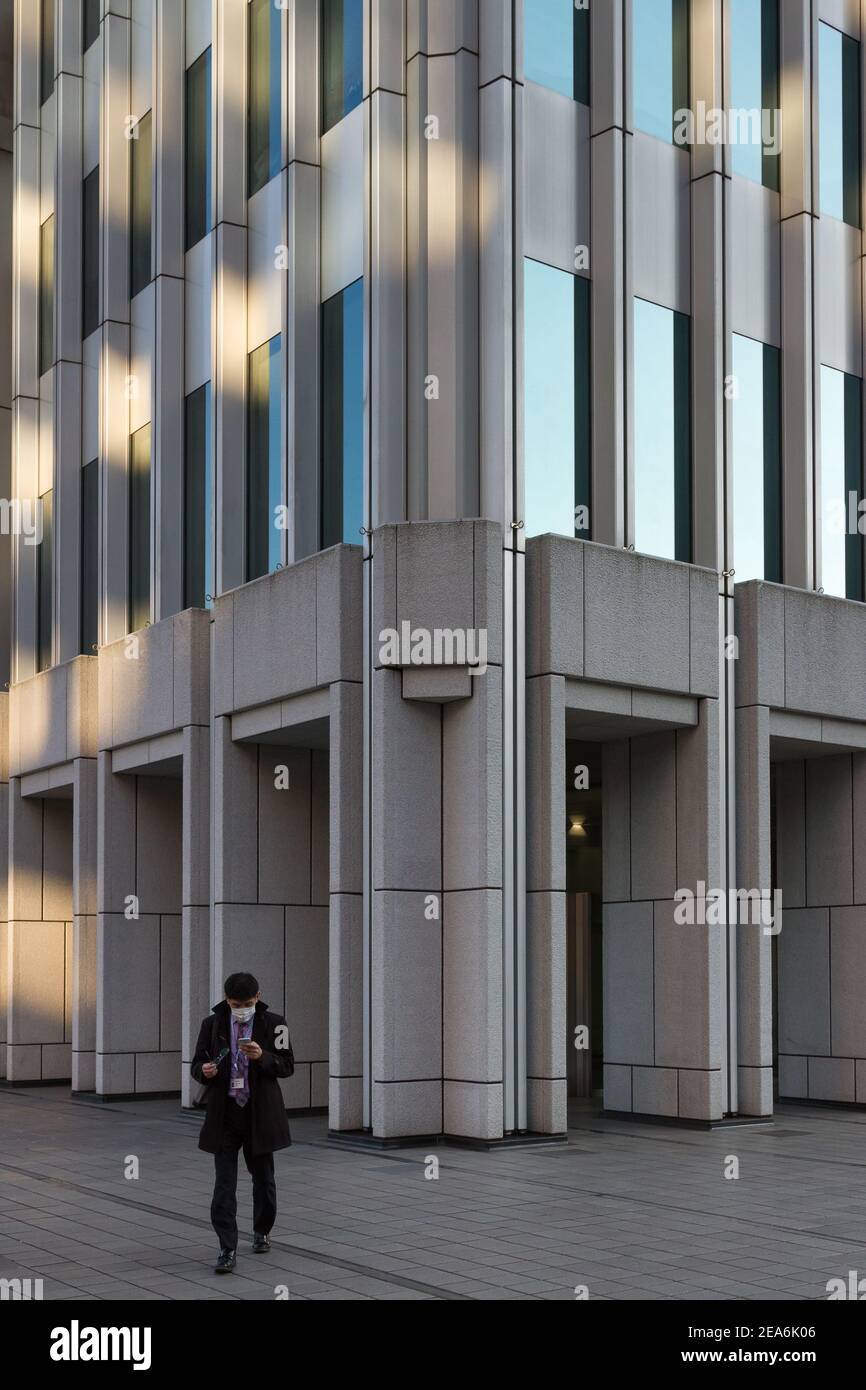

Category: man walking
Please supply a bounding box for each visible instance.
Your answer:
[191,972,294,1273]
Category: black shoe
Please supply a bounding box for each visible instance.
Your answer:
[215,1247,236,1273]
[252,1232,271,1254]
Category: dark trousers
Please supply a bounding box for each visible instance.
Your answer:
[210,1100,277,1250]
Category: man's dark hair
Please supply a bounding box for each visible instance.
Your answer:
[224,972,260,1001]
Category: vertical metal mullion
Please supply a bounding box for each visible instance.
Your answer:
[515,547,527,1132]
[361,30,374,1129]
[502,549,515,1132]
[362,555,372,1129]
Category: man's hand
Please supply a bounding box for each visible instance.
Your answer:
[202,1062,218,1079]
[239,1041,263,1061]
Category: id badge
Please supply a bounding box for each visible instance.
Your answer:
[230,1076,244,1090]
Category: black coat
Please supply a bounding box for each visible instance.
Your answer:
[191,1000,294,1156]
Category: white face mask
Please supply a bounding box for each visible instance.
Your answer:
[230,1005,255,1023]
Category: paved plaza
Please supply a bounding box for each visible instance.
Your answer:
[1,1088,865,1301]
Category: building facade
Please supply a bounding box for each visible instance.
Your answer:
[1,0,866,1142]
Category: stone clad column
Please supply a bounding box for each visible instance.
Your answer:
[779,0,816,590]
[735,704,773,1116]
[99,6,131,644]
[589,0,627,546]
[406,0,479,521]
[328,678,364,1130]
[0,698,7,1078]
[72,753,98,1092]
[368,520,508,1140]
[153,0,186,622]
[54,0,84,662]
[525,671,567,1134]
[181,723,210,1107]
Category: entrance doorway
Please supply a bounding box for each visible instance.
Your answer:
[566,740,603,1104]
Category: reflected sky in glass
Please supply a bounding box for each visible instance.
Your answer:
[525,0,575,99]
[524,258,576,539]
[821,365,847,598]
[820,23,845,220]
[633,0,674,141]
[730,0,764,183]
[634,298,677,560]
[732,335,766,582]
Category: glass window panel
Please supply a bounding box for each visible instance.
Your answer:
[37,489,53,672]
[184,383,214,609]
[322,0,363,135]
[633,0,688,143]
[846,375,864,601]
[82,167,100,338]
[246,337,283,581]
[633,297,691,562]
[524,260,591,540]
[820,22,861,227]
[760,0,781,190]
[130,112,152,298]
[83,0,100,52]
[80,460,99,654]
[321,278,364,549]
[821,366,863,600]
[524,0,590,104]
[128,423,152,632]
[249,0,282,197]
[185,48,213,250]
[41,0,55,105]
[39,215,54,377]
[762,343,782,583]
[731,0,764,184]
[732,335,781,583]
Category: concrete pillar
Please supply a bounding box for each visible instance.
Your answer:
[370,665,442,1136]
[366,520,508,1140]
[525,672,566,1134]
[181,722,209,1107]
[328,678,364,1130]
[735,704,773,1116]
[0,696,8,1078]
[72,755,98,1092]
[442,663,503,1139]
